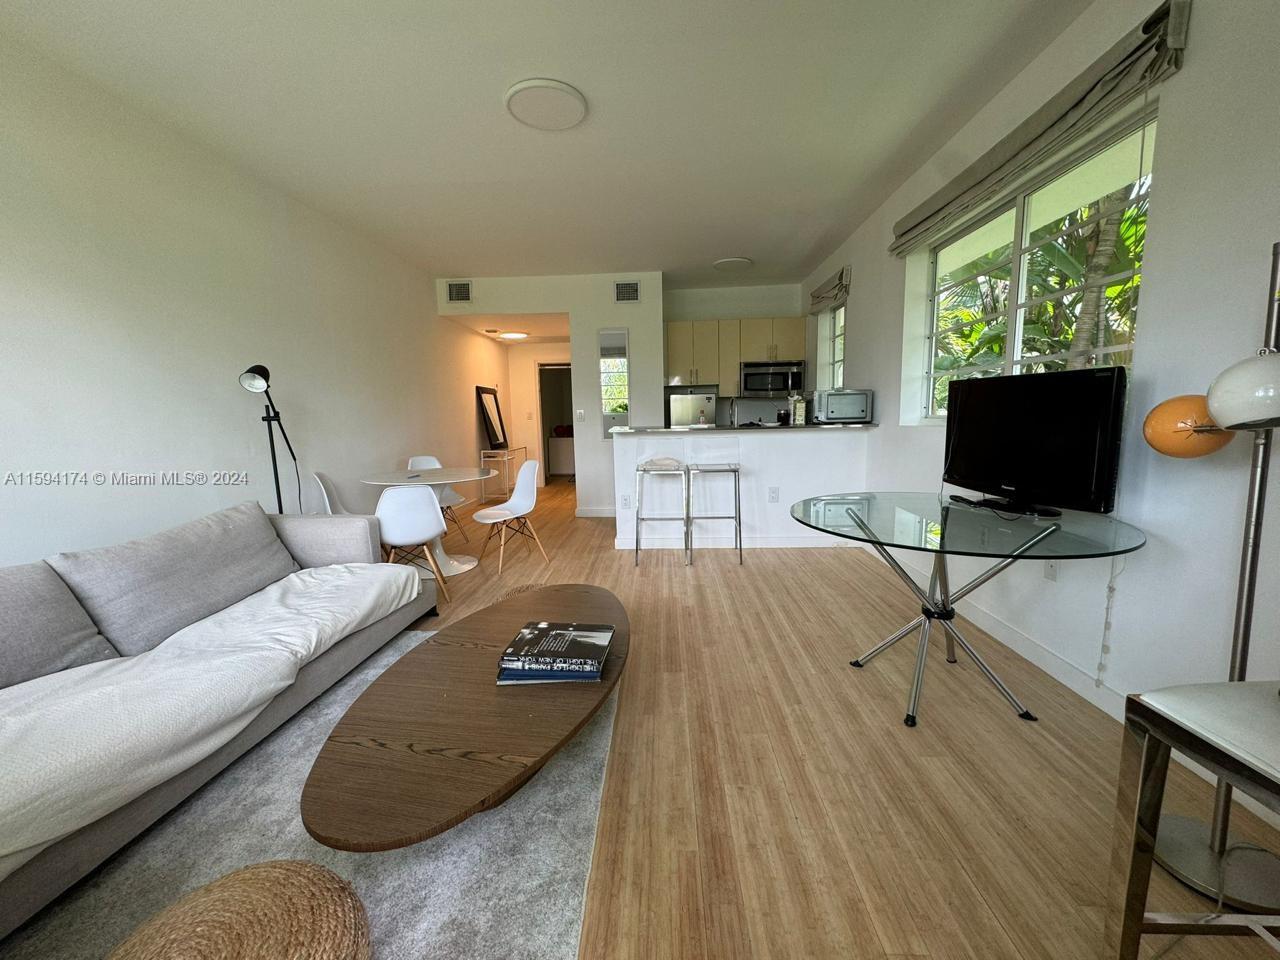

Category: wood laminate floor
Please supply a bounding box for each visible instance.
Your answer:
[418,479,1277,959]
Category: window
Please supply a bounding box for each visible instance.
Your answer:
[926,120,1154,415]
[599,328,629,437]
[830,305,845,390]
[817,304,846,390]
[600,357,628,414]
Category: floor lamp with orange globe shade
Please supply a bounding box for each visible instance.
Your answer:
[1143,241,1280,911]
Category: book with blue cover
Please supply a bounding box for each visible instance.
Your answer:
[496,621,613,685]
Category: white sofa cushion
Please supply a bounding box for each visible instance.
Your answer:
[0,562,418,883]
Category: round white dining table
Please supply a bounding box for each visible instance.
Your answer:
[361,467,497,576]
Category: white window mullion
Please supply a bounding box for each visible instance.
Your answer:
[1005,191,1028,377]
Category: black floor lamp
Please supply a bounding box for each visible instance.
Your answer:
[239,364,300,514]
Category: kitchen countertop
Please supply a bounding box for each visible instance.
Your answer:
[612,423,874,434]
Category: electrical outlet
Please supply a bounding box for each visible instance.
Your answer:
[1043,559,1058,582]
[768,486,780,504]
[575,409,585,423]
[620,493,632,510]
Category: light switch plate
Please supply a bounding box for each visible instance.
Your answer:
[768,487,780,503]
[575,409,585,423]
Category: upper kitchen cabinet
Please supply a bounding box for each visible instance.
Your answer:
[665,319,719,385]
[739,317,774,363]
[718,319,740,397]
[739,317,806,363]
[771,317,807,361]
[666,315,806,388]
[665,319,694,385]
[692,320,718,386]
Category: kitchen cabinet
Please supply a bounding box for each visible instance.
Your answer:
[665,319,719,385]
[692,320,718,386]
[739,317,806,363]
[666,315,807,389]
[718,319,740,397]
[665,320,694,385]
[739,317,774,363]
[772,317,807,361]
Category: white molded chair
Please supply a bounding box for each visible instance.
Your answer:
[474,460,547,574]
[407,455,470,542]
[313,472,349,515]
[374,485,451,602]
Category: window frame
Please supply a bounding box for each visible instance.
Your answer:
[829,303,846,390]
[921,113,1155,419]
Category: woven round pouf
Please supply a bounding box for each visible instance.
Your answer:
[107,860,371,960]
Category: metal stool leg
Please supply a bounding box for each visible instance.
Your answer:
[683,467,692,566]
[634,469,643,566]
[734,468,742,564]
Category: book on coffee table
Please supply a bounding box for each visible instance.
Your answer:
[496,621,613,685]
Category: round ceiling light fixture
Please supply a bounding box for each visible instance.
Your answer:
[498,331,529,340]
[712,257,754,273]
[504,78,588,131]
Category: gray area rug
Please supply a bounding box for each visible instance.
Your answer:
[4,631,617,960]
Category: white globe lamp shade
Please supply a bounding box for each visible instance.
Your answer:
[1206,351,1280,430]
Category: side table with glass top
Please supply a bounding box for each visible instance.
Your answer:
[791,492,1146,727]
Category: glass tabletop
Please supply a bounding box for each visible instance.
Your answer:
[790,491,1146,560]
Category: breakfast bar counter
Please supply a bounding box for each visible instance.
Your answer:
[612,424,869,551]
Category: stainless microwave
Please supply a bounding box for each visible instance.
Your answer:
[740,361,804,398]
[814,388,873,423]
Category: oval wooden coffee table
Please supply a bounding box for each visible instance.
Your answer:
[301,584,629,852]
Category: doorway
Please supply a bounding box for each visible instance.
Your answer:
[537,364,574,482]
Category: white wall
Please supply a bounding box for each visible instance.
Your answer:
[0,38,508,563]
[801,0,1280,713]
[438,274,664,516]
[504,340,573,485]
[663,283,802,322]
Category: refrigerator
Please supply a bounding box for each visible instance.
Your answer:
[668,392,717,427]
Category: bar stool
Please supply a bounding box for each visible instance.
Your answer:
[634,459,690,566]
[687,462,742,564]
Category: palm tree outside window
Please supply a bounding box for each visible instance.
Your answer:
[926,120,1155,415]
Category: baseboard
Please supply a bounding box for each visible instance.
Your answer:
[576,507,616,518]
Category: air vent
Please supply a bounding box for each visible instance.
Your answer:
[614,281,640,303]
[446,280,472,303]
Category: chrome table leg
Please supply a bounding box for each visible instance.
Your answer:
[904,616,932,727]
[939,619,1036,720]
[842,507,1060,727]
[850,616,924,668]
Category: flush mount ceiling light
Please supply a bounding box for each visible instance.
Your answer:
[712,257,754,273]
[504,78,587,131]
[498,331,529,340]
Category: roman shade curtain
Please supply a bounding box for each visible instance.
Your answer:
[810,266,850,310]
[888,0,1190,258]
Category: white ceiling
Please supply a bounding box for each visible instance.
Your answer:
[1,0,1091,287]
[451,313,570,344]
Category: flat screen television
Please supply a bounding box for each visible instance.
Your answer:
[943,367,1127,515]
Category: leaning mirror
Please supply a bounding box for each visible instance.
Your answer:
[599,329,629,439]
[476,386,507,449]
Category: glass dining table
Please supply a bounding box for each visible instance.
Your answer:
[791,492,1146,727]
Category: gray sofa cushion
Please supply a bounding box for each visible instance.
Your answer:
[0,561,119,689]
[47,502,300,655]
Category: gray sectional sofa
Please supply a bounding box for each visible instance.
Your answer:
[0,503,436,940]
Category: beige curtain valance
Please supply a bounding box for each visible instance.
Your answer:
[889,0,1190,258]
[810,266,851,311]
